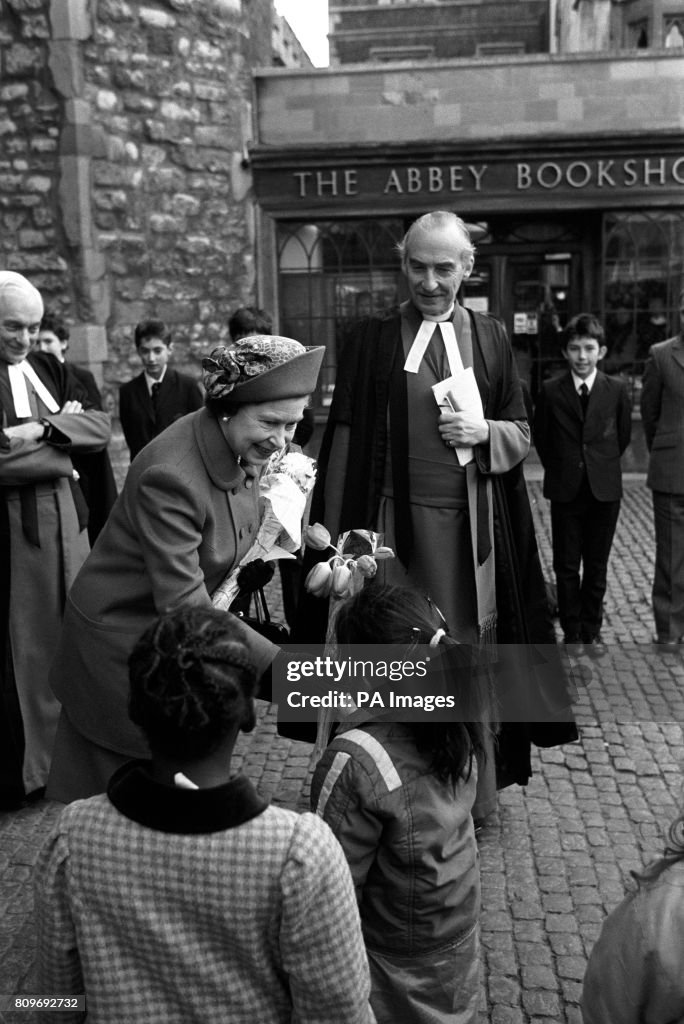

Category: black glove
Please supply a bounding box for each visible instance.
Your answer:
[236,558,275,595]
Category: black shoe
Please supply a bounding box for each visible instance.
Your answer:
[652,634,684,648]
[563,634,583,655]
[582,635,607,658]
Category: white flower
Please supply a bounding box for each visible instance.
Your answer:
[212,449,317,611]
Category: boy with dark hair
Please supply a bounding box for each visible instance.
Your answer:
[119,318,203,460]
[533,313,632,652]
[229,305,273,341]
[38,310,117,544]
[39,311,101,408]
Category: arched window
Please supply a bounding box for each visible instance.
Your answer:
[277,219,404,408]
[602,211,684,382]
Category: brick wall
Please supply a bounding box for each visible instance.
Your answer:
[0,0,273,475]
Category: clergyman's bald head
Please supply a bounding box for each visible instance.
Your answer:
[0,271,42,301]
[0,272,44,365]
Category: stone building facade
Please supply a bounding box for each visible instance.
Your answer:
[328,0,684,64]
[0,0,273,448]
[328,0,549,63]
[251,49,684,478]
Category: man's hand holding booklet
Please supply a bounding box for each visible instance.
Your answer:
[432,368,485,466]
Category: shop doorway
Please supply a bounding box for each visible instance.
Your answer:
[464,250,579,400]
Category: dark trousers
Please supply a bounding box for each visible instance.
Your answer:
[551,479,620,640]
[0,497,25,806]
[652,490,684,641]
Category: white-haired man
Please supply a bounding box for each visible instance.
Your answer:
[299,211,577,819]
[0,271,111,807]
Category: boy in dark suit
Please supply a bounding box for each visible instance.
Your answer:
[38,311,102,407]
[119,319,203,460]
[534,313,632,651]
[38,311,118,544]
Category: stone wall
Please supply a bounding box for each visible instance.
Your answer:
[255,50,684,147]
[329,0,548,63]
[0,0,272,457]
[0,1,67,302]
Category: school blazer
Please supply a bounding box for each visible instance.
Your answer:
[533,370,632,502]
[119,368,203,459]
[641,335,684,495]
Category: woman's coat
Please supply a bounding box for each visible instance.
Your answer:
[49,408,279,758]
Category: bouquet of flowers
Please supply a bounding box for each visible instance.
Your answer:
[303,524,394,600]
[212,448,316,611]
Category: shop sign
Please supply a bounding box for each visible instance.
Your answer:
[262,153,684,205]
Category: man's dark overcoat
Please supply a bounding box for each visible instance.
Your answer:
[296,308,577,783]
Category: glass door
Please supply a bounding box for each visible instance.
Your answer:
[505,255,574,400]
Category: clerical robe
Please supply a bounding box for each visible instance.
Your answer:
[296,302,577,790]
[0,351,111,801]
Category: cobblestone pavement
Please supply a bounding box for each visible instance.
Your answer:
[1,473,683,1023]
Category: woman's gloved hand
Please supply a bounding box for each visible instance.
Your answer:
[236,558,276,594]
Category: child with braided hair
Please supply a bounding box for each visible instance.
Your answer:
[35,606,374,1024]
[311,583,488,1024]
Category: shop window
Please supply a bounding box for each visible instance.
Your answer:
[467,221,493,246]
[602,211,684,396]
[665,19,684,46]
[628,19,649,46]
[277,219,404,410]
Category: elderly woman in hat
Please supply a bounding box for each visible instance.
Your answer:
[47,336,324,802]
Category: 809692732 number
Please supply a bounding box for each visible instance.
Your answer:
[0,995,85,1011]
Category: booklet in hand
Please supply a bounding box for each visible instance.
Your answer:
[432,368,484,466]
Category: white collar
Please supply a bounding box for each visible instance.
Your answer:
[571,368,597,392]
[404,318,463,375]
[7,359,60,416]
[144,367,167,392]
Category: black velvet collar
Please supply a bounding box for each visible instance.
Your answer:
[107,760,269,834]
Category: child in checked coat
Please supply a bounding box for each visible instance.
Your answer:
[311,584,488,1024]
[35,607,373,1024]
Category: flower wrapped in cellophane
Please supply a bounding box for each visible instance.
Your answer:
[302,524,395,757]
[212,448,316,611]
[303,524,394,600]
